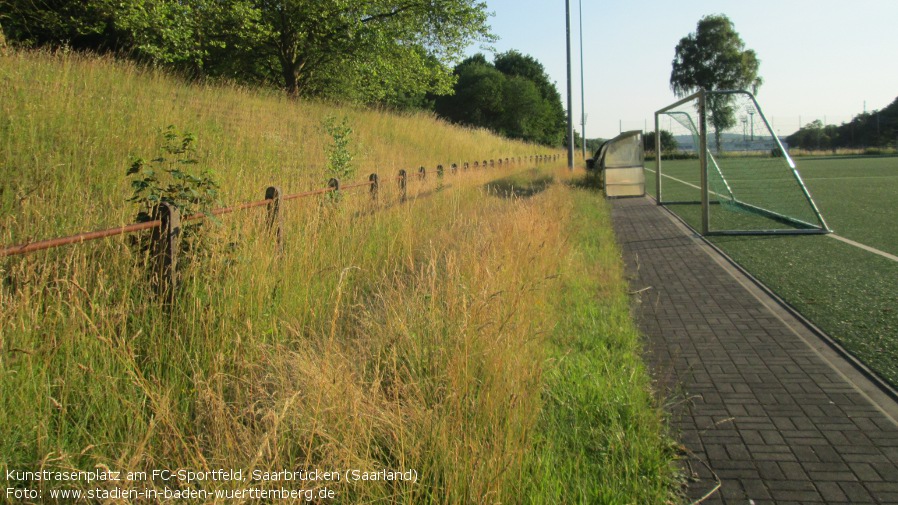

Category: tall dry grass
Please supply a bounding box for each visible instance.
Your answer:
[0,49,544,247]
[1,50,679,503]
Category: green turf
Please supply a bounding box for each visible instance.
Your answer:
[796,156,898,256]
[647,155,898,389]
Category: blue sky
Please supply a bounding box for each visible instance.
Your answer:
[465,0,898,139]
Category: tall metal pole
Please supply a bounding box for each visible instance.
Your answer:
[699,90,709,235]
[579,0,586,160]
[565,0,574,169]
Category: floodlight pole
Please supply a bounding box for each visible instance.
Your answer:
[579,0,586,160]
[565,0,574,169]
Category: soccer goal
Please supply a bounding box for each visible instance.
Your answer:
[653,90,830,235]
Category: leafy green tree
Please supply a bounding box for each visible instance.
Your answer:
[670,14,762,152]
[0,0,123,50]
[434,57,506,128]
[584,138,605,154]
[1,0,490,105]
[239,0,492,100]
[435,52,565,146]
[644,130,678,153]
[498,76,546,142]
[494,50,565,140]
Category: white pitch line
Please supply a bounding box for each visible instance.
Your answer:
[828,235,898,262]
[644,167,898,264]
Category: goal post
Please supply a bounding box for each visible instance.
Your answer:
[654,89,830,235]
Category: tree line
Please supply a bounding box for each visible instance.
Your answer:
[786,97,898,151]
[0,1,572,147]
[0,0,491,106]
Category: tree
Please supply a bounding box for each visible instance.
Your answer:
[0,0,491,105]
[434,57,506,128]
[644,130,678,154]
[494,50,566,141]
[670,14,762,152]
[239,0,493,100]
[434,52,566,146]
[584,138,604,154]
[0,0,123,50]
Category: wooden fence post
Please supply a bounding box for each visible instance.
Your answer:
[398,169,407,202]
[265,186,282,249]
[451,163,458,174]
[151,202,180,304]
[437,164,444,178]
[369,173,379,200]
[418,166,426,180]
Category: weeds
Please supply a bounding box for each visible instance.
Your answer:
[126,125,220,223]
[0,49,680,503]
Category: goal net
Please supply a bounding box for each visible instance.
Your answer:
[653,90,829,235]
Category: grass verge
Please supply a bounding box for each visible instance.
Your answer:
[522,182,682,503]
[1,50,682,503]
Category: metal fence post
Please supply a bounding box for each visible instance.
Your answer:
[150,202,180,304]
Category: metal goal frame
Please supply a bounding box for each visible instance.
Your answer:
[654,89,830,236]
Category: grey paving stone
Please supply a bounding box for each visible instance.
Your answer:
[610,197,898,505]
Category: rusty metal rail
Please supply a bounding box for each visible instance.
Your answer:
[1,154,560,259]
[0,186,346,258]
[0,220,163,257]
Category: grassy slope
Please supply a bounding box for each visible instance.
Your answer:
[0,51,680,502]
[0,50,540,244]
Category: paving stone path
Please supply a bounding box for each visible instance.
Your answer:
[610,197,898,504]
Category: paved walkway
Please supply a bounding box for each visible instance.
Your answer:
[610,197,898,504]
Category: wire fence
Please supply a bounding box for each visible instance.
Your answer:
[1,154,560,300]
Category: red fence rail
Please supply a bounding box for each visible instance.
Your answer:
[0,154,561,259]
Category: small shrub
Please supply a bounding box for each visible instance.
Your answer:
[322,116,355,202]
[126,125,221,261]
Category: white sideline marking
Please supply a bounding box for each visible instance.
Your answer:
[803,175,898,181]
[828,235,898,262]
[644,167,898,264]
